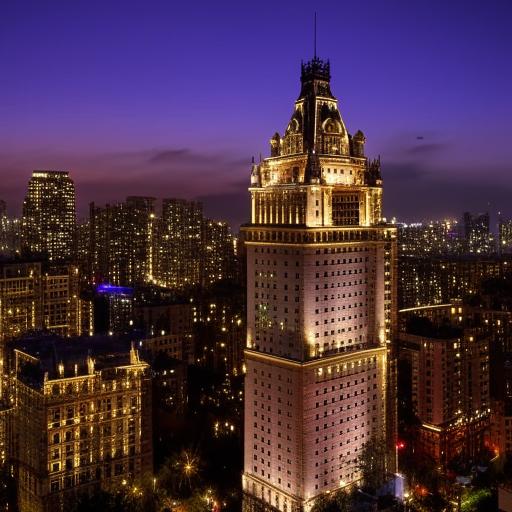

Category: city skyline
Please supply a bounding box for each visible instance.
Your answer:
[2,0,512,228]
[2,4,512,511]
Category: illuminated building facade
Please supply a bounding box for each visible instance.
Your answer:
[463,211,494,255]
[0,217,23,257]
[202,219,237,287]
[153,199,203,289]
[397,220,462,257]
[86,197,235,292]
[0,261,89,344]
[398,255,512,309]
[22,171,76,261]
[88,196,156,286]
[10,336,152,512]
[499,218,512,254]
[398,311,490,467]
[153,199,237,290]
[397,213,495,259]
[242,57,396,511]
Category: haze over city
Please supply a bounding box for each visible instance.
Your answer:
[1,0,511,227]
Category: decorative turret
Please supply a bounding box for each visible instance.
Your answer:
[87,351,95,375]
[250,157,261,187]
[365,157,382,186]
[130,341,140,365]
[270,132,281,157]
[352,130,366,157]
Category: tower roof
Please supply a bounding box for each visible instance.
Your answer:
[298,57,334,100]
[301,57,331,83]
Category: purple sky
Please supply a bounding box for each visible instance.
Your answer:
[1,0,511,229]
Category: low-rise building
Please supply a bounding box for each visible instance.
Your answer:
[9,335,152,512]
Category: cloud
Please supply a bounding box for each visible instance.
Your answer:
[383,161,430,181]
[0,146,251,223]
[383,164,512,222]
[405,142,449,155]
[2,142,511,229]
[147,148,195,164]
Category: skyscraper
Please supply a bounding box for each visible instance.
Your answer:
[153,199,203,289]
[22,171,76,261]
[241,57,397,511]
[463,211,494,254]
[88,196,155,286]
[499,217,512,254]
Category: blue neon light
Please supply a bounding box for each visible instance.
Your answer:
[96,284,134,296]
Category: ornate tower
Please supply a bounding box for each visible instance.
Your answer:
[242,57,397,511]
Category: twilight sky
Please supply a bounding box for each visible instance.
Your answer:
[1,0,511,229]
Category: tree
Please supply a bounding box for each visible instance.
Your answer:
[355,437,387,493]
[310,489,352,512]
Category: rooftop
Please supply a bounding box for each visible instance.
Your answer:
[12,333,146,387]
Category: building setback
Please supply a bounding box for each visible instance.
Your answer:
[241,57,397,511]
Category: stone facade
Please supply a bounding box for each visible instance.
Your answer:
[242,57,397,511]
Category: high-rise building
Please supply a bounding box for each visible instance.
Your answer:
[463,211,494,255]
[152,200,237,290]
[499,217,512,254]
[0,199,24,257]
[85,197,236,291]
[397,219,462,257]
[0,260,89,343]
[398,310,490,467]
[22,171,76,261]
[88,196,156,286]
[398,254,512,309]
[241,57,396,511]
[202,219,237,286]
[153,199,203,289]
[9,336,152,512]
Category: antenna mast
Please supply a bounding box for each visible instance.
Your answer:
[314,12,317,59]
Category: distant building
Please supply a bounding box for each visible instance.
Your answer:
[193,290,245,376]
[0,260,90,343]
[9,335,152,512]
[463,211,494,255]
[153,199,203,289]
[86,197,236,292]
[202,219,237,286]
[22,171,76,261]
[95,284,135,334]
[398,255,512,309]
[499,218,512,254]
[136,301,195,363]
[88,196,156,286]
[397,220,462,257]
